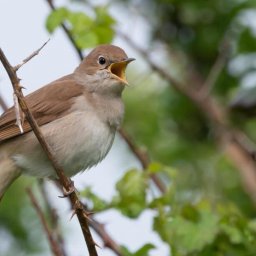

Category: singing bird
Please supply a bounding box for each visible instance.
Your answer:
[0,44,135,199]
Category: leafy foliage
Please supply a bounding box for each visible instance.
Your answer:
[46,6,115,48]
[121,243,155,256]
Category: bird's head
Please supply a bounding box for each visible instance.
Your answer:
[75,45,135,95]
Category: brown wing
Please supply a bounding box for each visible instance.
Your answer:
[0,74,84,142]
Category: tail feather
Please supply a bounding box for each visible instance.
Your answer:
[0,157,20,201]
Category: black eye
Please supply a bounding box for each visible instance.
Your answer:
[98,56,106,65]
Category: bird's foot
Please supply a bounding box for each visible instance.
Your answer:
[58,179,76,198]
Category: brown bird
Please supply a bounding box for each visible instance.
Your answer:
[0,44,135,199]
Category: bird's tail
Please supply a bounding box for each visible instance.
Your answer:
[0,157,21,201]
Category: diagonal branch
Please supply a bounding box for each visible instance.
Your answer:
[0,46,98,256]
[14,39,50,71]
[201,38,231,96]
[53,181,124,256]
[38,180,67,256]
[27,188,63,256]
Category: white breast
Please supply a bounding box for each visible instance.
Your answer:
[13,111,115,178]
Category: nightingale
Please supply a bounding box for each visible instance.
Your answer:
[0,44,135,199]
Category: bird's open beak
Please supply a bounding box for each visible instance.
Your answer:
[108,58,135,85]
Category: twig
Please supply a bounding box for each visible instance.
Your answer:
[27,188,63,256]
[119,129,166,193]
[89,220,123,256]
[201,38,231,96]
[0,46,98,256]
[14,39,50,71]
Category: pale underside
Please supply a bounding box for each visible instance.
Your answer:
[0,74,117,177]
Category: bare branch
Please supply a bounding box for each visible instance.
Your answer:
[14,39,50,71]
[201,38,231,96]
[0,47,98,256]
[27,188,63,256]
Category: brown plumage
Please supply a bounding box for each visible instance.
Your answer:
[0,44,134,199]
[0,75,83,142]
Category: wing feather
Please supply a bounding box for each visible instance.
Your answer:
[0,74,84,142]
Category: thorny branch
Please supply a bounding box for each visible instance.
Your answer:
[14,39,50,71]
[52,180,124,256]
[0,46,98,256]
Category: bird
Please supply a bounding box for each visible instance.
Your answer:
[0,44,135,199]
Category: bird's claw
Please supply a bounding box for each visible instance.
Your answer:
[58,180,75,198]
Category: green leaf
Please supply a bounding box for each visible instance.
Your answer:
[94,26,115,44]
[113,169,147,218]
[134,243,155,256]
[147,162,163,174]
[94,6,116,26]
[238,28,256,53]
[46,7,69,33]
[154,201,219,254]
[75,32,99,49]
[120,246,133,256]
[120,244,155,256]
[80,187,109,212]
[68,12,93,33]
[45,6,116,50]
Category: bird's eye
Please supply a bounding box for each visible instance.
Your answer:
[98,56,106,65]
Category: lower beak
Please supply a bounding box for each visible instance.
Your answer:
[108,58,135,85]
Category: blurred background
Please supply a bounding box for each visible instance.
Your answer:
[1,0,256,255]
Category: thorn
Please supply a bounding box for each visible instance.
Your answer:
[93,240,102,249]
[69,209,76,221]
[86,211,95,216]
[83,211,93,222]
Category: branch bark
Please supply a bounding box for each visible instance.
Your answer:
[0,47,98,256]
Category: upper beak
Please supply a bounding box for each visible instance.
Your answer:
[107,58,135,85]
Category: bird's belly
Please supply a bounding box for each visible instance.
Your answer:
[12,111,115,178]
